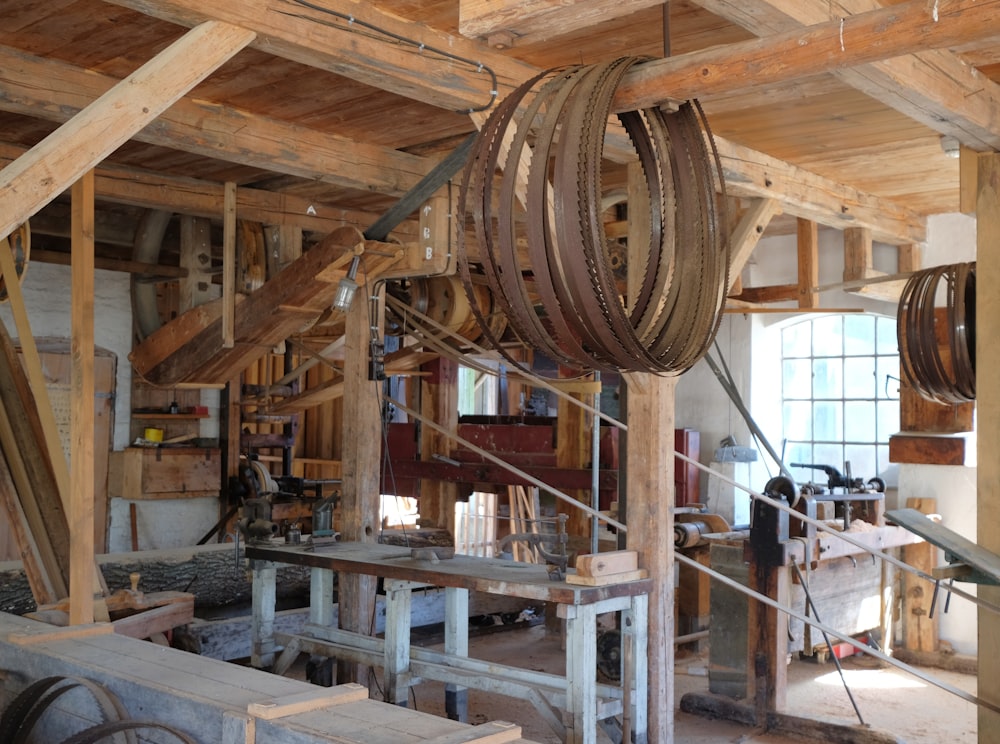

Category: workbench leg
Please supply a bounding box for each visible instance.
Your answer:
[561,602,598,744]
[384,579,414,707]
[444,587,469,721]
[251,562,277,669]
[623,594,649,744]
[310,567,335,627]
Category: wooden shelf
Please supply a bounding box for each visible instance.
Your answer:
[132,412,208,420]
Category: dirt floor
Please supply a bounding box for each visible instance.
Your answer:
[396,621,977,744]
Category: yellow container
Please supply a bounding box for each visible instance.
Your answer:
[143,427,164,443]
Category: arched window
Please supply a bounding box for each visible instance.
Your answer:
[781,314,899,484]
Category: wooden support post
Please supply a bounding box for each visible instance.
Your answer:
[977,151,1000,743]
[69,170,96,625]
[557,368,589,537]
[796,218,819,309]
[251,562,277,669]
[902,498,938,652]
[419,356,459,533]
[338,284,381,686]
[222,181,237,349]
[623,372,675,742]
[445,586,469,721]
[180,216,215,311]
[747,560,789,719]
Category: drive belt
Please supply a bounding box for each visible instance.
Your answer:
[457,58,730,375]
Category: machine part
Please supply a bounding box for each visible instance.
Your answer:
[674,521,708,549]
[457,58,729,374]
[130,209,173,342]
[898,261,976,403]
[312,493,340,537]
[751,479,792,567]
[0,221,30,303]
[496,513,569,579]
[596,628,622,682]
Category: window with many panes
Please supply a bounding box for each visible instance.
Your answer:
[781,314,899,485]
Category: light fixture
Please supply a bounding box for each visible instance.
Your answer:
[333,255,360,311]
[940,134,961,159]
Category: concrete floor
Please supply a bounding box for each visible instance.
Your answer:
[393,622,977,743]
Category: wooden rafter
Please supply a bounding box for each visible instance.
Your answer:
[728,198,782,291]
[0,21,255,242]
[692,0,1000,151]
[0,44,428,200]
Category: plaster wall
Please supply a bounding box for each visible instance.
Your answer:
[0,261,133,450]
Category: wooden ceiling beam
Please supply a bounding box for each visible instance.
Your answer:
[458,0,665,46]
[105,0,536,113]
[692,0,1000,150]
[613,0,1000,111]
[0,21,255,242]
[715,137,925,245]
[0,45,428,199]
[0,143,418,240]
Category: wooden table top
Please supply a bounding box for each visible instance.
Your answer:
[246,540,650,605]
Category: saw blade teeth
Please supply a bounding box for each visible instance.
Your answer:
[460,58,731,375]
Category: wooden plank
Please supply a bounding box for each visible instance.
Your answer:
[574,550,639,577]
[0,21,256,241]
[419,356,460,533]
[565,568,648,586]
[5,622,114,645]
[422,721,523,744]
[977,150,1000,740]
[247,683,368,720]
[886,508,1000,585]
[111,596,195,640]
[69,170,96,626]
[622,372,675,741]
[796,218,818,309]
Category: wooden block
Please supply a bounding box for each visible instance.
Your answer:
[888,434,966,465]
[565,568,648,586]
[247,683,368,720]
[6,622,114,645]
[574,549,638,577]
[112,597,195,640]
[421,721,523,744]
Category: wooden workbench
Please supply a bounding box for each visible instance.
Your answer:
[246,540,651,744]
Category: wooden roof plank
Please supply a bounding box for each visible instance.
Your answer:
[0,20,256,241]
[693,0,1000,150]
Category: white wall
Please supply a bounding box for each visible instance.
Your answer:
[676,212,980,653]
[0,262,134,450]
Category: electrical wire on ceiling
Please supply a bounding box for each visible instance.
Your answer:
[284,0,498,113]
